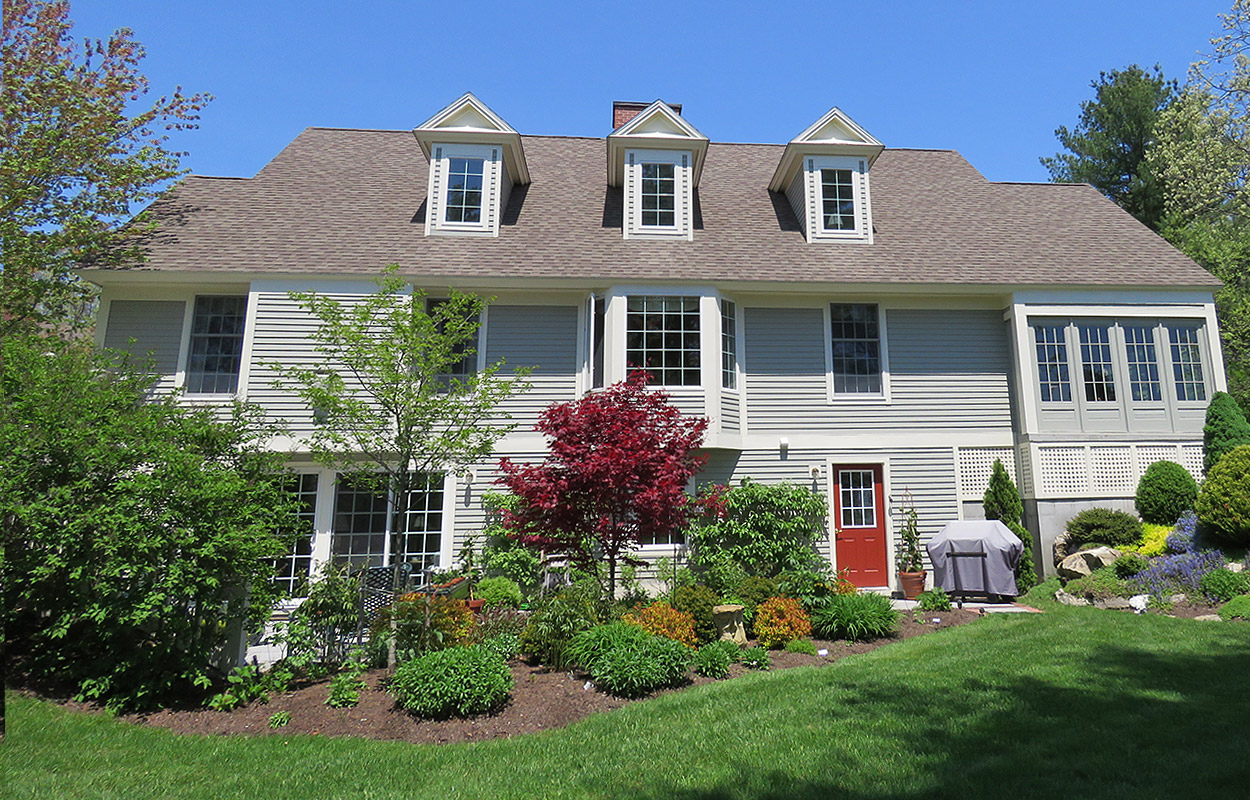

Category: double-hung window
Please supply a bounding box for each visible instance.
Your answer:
[445,157,484,223]
[830,303,882,395]
[821,169,857,232]
[186,295,247,394]
[640,163,676,228]
[625,295,700,386]
[426,298,479,388]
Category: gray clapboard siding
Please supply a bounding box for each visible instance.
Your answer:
[720,390,741,432]
[483,305,579,429]
[745,307,1012,432]
[103,300,186,394]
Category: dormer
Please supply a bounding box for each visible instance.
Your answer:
[769,108,884,244]
[607,100,709,241]
[413,93,530,238]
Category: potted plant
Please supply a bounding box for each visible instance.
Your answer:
[896,492,926,600]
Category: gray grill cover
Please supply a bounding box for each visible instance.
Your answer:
[926,520,1023,597]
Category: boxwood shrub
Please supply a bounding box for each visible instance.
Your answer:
[1064,508,1144,551]
[390,645,512,719]
[1134,460,1198,525]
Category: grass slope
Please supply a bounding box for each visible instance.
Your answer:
[6,610,1249,800]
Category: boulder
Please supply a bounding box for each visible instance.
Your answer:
[1055,590,1090,607]
[1094,597,1132,610]
[1057,547,1122,579]
[713,604,747,646]
[1194,614,1223,622]
[1228,562,1245,574]
[1169,594,1188,605]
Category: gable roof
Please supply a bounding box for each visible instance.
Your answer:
[107,127,1219,290]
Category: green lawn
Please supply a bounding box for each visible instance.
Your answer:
[6,609,1248,800]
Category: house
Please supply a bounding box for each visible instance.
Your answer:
[87,93,1226,593]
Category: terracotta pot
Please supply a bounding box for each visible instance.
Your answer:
[466,598,486,611]
[899,570,926,600]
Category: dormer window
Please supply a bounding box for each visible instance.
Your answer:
[770,108,883,244]
[413,93,530,238]
[821,168,856,231]
[445,157,484,224]
[607,100,708,241]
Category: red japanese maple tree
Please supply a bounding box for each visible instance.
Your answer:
[498,372,708,598]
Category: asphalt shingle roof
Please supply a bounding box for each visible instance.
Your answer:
[110,128,1219,289]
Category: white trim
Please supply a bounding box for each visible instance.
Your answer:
[805,155,873,244]
[425,143,501,238]
[235,289,261,401]
[825,456,893,590]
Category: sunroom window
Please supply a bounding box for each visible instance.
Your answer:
[1169,327,1207,402]
[1078,325,1116,403]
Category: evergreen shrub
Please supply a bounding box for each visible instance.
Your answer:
[1064,508,1144,550]
[1195,445,1250,546]
[1113,552,1149,579]
[981,459,1036,592]
[671,584,720,644]
[1134,461,1199,525]
[1203,391,1250,473]
[391,645,512,719]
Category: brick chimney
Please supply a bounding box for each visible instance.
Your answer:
[612,100,682,130]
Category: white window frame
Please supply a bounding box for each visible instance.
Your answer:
[623,148,693,241]
[425,142,502,237]
[805,155,872,243]
[824,302,890,402]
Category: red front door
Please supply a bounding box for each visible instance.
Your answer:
[833,464,888,588]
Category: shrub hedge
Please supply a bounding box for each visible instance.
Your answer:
[1134,461,1199,525]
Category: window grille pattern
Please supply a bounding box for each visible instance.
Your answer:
[720,299,736,390]
[331,474,445,573]
[1033,325,1071,402]
[331,476,389,572]
[1078,325,1116,402]
[625,295,700,386]
[820,168,856,231]
[426,298,478,385]
[640,163,675,227]
[394,473,445,572]
[186,295,246,394]
[273,473,318,596]
[1169,327,1206,401]
[445,158,484,223]
[839,470,876,527]
[830,304,881,394]
[1123,325,1162,401]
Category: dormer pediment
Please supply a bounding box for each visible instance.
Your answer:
[768,107,883,192]
[607,99,709,188]
[413,92,529,184]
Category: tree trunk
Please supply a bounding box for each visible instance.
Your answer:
[386,475,410,671]
[607,553,617,602]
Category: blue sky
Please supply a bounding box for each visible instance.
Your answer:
[74,0,1232,184]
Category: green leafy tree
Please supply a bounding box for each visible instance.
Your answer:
[1041,65,1176,230]
[1,334,298,710]
[1203,390,1250,472]
[1150,5,1250,412]
[1,0,210,336]
[981,459,1036,592]
[687,479,828,580]
[273,266,530,663]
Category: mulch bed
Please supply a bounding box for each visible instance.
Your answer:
[123,608,985,744]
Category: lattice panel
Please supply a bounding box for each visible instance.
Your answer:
[1136,445,1181,469]
[1039,447,1088,495]
[1090,446,1135,493]
[957,447,1016,498]
[1180,445,1204,480]
[1017,441,1035,497]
